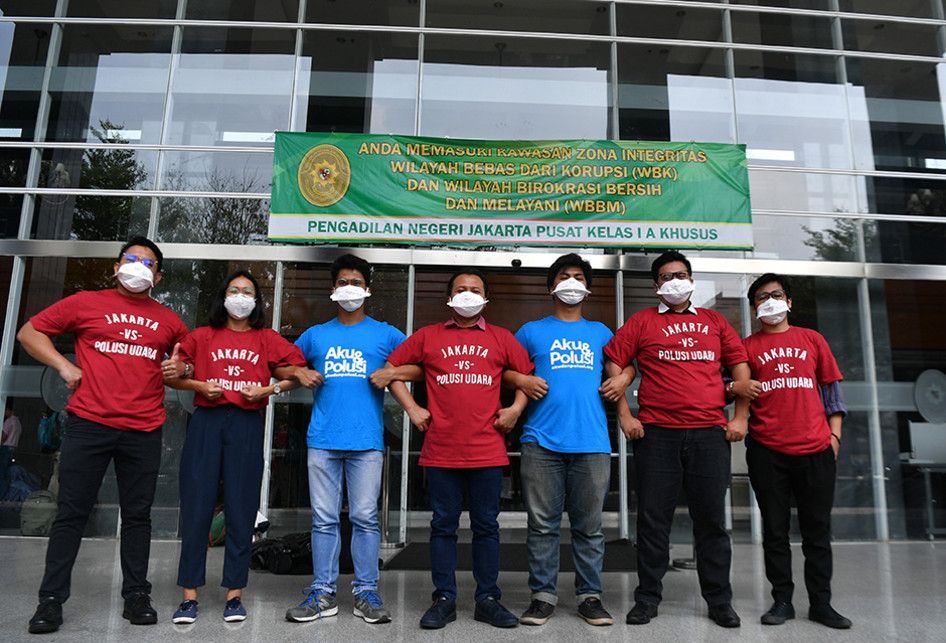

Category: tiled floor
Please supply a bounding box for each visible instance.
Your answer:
[1,537,944,642]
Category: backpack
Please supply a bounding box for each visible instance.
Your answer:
[37,412,64,453]
[21,490,58,536]
[251,532,313,575]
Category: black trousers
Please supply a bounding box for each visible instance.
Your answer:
[633,425,732,607]
[746,436,835,607]
[39,415,162,602]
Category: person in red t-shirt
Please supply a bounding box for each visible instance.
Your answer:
[162,270,306,625]
[370,268,539,631]
[18,237,188,634]
[736,273,851,630]
[603,250,750,629]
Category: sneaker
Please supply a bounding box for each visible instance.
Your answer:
[626,601,658,625]
[519,599,555,625]
[28,597,63,634]
[578,597,613,626]
[353,590,391,624]
[761,600,795,625]
[223,598,247,622]
[809,604,852,629]
[419,595,456,629]
[285,589,338,622]
[171,600,199,625]
[473,597,518,628]
[122,593,158,625]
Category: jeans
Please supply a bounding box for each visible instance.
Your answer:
[426,466,503,603]
[746,436,836,607]
[520,442,610,605]
[307,448,383,594]
[633,424,732,608]
[39,415,162,602]
[177,406,264,590]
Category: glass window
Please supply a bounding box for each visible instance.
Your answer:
[155,196,270,244]
[0,22,53,142]
[306,0,419,27]
[0,1,56,15]
[66,0,177,18]
[165,28,295,147]
[46,25,173,144]
[749,169,859,214]
[421,35,611,139]
[616,4,724,41]
[293,31,418,135]
[732,1,830,9]
[30,195,151,240]
[839,0,937,19]
[731,10,835,48]
[186,0,300,22]
[734,51,851,169]
[860,177,946,265]
[841,18,940,57]
[0,255,11,331]
[159,149,273,193]
[428,0,610,35]
[617,44,732,143]
[750,213,867,261]
[0,147,28,237]
[36,146,158,190]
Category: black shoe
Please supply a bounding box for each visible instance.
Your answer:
[809,604,852,629]
[419,596,456,629]
[474,597,518,628]
[28,598,63,634]
[578,597,613,626]
[708,603,741,628]
[122,593,158,625]
[626,602,658,625]
[761,601,795,625]
[519,599,555,626]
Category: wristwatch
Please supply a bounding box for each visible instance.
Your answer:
[272,383,282,396]
[182,363,193,379]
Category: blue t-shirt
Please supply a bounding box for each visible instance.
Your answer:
[295,316,406,451]
[515,316,614,454]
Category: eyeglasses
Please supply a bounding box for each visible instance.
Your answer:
[226,286,256,297]
[336,278,365,288]
[754,290,786,302]
[658,271,690,283]
[122,253,157,268]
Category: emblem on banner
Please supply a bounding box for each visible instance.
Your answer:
[298,144,351,206]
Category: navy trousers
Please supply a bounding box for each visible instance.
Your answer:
[177,405,263,589]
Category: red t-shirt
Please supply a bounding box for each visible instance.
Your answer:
[604,306,748,429]
[387,319,533,468]
[30,289,188,432]
[179,326,306,411]
[743,326,843,455]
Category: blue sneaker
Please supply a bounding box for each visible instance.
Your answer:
[172,600,199,624]
[223,597,247,622]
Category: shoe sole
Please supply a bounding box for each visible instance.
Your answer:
[353,607,391,624]
[809,617,851,629]
[122,611,157,625]
[761,614,794,625]
[473,614,518,628]
[285,606,339,622]
[223,614,247,622]
[171,616,197,624]
[28,623,61,634]
[580,615,614,626]
[519,615,551,625]
[420,612,457,629]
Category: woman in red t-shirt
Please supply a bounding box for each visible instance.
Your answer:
[165,270,306,625]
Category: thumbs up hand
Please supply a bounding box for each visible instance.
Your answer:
[161,342,186,381]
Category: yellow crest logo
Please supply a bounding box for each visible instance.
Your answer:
[298,144,351,207]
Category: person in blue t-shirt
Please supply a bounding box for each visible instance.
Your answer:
[284,254,407,626]
[505,253,636,628]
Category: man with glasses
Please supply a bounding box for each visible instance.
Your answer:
[285,254,406,625]
[737,273,851,629]
[17,237,188,634]
[604,250,751,628]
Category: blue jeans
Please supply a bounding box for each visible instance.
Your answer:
[307,448,383,594]
[426,466,503,603]
[520,442,611,605]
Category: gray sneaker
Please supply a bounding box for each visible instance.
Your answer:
[353,590,391,624]
[285,589,338,622]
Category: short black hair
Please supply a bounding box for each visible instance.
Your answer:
[118,236,163,272]
[650,250,692,283]
[546,253,592,291]
[447,268,489,298]
[747,273,792,304]
[208,270,266,330]
[330,254,372,287]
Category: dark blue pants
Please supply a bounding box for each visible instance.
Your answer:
[633,425,732,608]
[426,466,503,603]
[177,406,263,589]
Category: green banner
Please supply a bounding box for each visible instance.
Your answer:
[269,133,752,250]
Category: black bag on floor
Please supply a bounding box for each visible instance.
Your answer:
[249,512,354,576]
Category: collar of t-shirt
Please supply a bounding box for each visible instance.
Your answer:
[444,316,487,330]
[657,302,698,314]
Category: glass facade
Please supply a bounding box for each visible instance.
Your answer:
[2,0,945,543]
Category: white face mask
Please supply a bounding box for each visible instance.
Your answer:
[330,285,370,312]
[447,291,488,318]
[656,278,694,305]
[756,298,790,325]
[552,277,591,305]
[224,294,256,320]
[116,261,154,293]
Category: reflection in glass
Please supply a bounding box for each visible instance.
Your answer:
[293,31,417,134]
[421,36,610,139]
[616,3,724,41]
[31,195,151,241]
[66,0,176,18]
[429,0,609,35]
[749,169,859,214]
[748,213,868,261]
[0,147,28,237]
[160,150,272,193]
[37,144,157,191]
[841,18,940,57]
[839,0,936,19]
[165,28,294,146]
[0,0,56,15]
[186,0,299,21]
[306,0,419,27]
[0,22,53,141]
[156,196,270,244]
[731,10,834,48]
